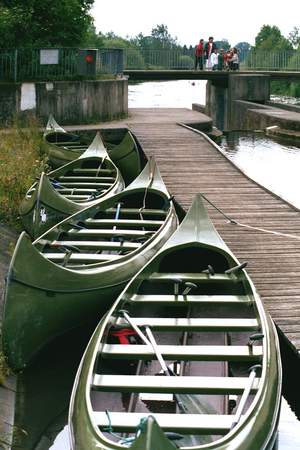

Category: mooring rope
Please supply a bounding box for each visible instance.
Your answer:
[201,193,300,242]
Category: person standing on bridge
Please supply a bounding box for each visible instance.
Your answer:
[194,39,204,70]
[204,37,217,70]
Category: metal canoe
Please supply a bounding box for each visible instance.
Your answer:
[2,158,178,371]
[20,132,124,239]
[69,194,281,450]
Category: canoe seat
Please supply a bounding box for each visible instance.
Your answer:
[84,219,164,229]
[56,182,113,188]
[101,344,262,362]
[51,240,141,251]
[92,374,260,395]
[116,317,259,331]
[58,176,115,182]
[64,195,92,200]
[106,208,167,217]
[130,294,251,304]
[93,411,234,435]
[73,168,114,174]
[149,273,237,283]
[53,141,83,145]
[56,188,99,193]
[43,252,121,263]
[68,229,155,238]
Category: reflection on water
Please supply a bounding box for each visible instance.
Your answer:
[220,131,300,209]
[129,80,207,108]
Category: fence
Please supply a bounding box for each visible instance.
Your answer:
[0,48,124,81]
[124,48,300,71]
[0,48,300,81]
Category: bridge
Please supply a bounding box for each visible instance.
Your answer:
[124,69,300,82]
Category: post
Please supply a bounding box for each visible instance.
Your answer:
[14,49,18,82]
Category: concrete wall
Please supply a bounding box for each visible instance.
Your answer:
[206,74,270,131]
[0,79,128,125]
[205,80,229,131]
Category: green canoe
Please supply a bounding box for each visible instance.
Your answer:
[44,115,143,185]
[20,132,125,239]
[2,159,178,371]
[69,194,281,450]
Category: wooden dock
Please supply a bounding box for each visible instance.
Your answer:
[115,108,300,354]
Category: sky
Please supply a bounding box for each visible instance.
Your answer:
[91,0,299,46]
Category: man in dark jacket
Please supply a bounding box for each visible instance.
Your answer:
[204,37,217,69]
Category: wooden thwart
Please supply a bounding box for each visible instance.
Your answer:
[93,374,260,394]
[101,344,262,361]
[116,317,259,331]
[93,411,234,434]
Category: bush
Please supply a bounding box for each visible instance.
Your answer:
[0,116,47,228]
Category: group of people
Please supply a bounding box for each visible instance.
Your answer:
[194,37,239,71]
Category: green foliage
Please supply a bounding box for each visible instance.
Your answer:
[271,80,300,97]
[177,55,193,69]
[255,25,292,51]
[215,39,230,51]
[82,24,104,48]
[0,116,47,227]
[235,42,251,52]
[150,24,178,49]
[0,0,94,47]
[288,27,300,49]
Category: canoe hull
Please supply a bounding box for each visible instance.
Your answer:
[19,169,123,239]
[3,200,177,371]
[45,124,143,185]
[69,194,281,450]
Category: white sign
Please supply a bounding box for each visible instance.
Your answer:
[40,49,59,65]
[20,83,36,111]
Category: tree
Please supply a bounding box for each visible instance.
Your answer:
[288,27,300,49]
[150,24,178,49]
[215,39,230,51]
[0,0,94,47]
[235,42,251,53]
[254,25,292,51]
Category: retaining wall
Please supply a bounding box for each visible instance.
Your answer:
[0,79,128,125]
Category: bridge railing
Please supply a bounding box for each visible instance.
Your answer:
[0,48,124,81]
[124,48,300,71]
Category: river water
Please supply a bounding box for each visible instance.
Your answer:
[16,80,300,450]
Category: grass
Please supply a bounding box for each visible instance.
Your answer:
[0,350,10,386]
[0,116,48,229]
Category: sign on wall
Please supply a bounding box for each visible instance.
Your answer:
[40,49,59,65]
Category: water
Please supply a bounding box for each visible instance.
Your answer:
[129,79,207,108]
[15,80,300,450]
[220,131,300,209]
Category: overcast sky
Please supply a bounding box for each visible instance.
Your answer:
[92,0,298,46]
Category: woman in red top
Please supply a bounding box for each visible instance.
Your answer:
[194,39,204,70]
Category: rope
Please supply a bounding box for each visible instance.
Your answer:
[96,155,107,177]
[139,158,155,222]
[201,193,300,242]
[103,410,149,446]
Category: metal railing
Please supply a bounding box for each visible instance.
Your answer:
[0,48,299,81]
[124,49,300,71]
[0,48,124,81]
